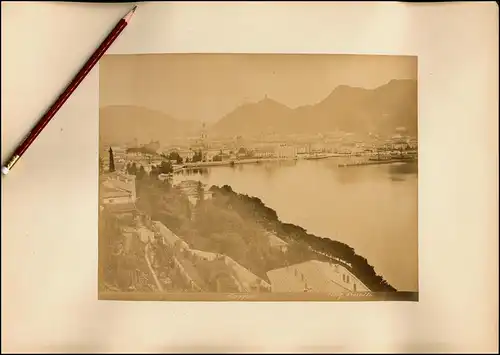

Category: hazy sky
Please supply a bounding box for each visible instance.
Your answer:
[100,54,417,123]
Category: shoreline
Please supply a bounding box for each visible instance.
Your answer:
[179,157,308,170]
[176,154,417,171]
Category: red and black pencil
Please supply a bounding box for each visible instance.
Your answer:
[2,5,137,176]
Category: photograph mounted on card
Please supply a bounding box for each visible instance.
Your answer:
[97,53,418,302]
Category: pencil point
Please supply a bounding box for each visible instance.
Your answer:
[123,5,137,23]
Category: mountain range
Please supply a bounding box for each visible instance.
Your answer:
[210,79,417,138]
[99,79,417,145]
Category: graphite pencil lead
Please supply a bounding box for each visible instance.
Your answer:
[123,5,137,23]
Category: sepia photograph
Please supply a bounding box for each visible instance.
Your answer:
[98,53,418,301]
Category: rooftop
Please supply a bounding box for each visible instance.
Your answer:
[266,260,369,293]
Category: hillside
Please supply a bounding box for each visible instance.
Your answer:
[129,176,396,293]
[99,105,199,146]
[209,97,294,137]
[208,184,397,292]
[210,79,418,138]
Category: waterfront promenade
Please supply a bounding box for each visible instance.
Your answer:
[179,154,339,170]
[177,152,416,171]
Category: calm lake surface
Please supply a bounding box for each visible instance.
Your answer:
[177,159,418,292]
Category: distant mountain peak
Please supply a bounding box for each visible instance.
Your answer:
[258,96,273,103]
[256,96,290,108]
[225,96,290,115]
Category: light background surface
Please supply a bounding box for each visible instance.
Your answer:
[1,1,498,353]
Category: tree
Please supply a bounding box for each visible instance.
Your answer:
[136,165,146,180]
[192,150,203,163]
[150,165,160,180]
[196,181,205,204]
[127,162,138,175]
[108,147,115,172]
[158,161,173,174]
[168,151,184,165]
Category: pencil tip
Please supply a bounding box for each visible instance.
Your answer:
[124,5,137,22]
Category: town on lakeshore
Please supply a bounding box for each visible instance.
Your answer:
[101,125,418,173]
[98,53,418,301]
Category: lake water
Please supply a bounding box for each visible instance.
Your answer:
[176,159,418,292]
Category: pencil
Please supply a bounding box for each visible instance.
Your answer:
[1,5,137,176]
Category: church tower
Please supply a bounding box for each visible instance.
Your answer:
[198,122,208,149]
[201,122,207,140]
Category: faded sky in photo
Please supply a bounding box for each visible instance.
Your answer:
[100,54,417,123]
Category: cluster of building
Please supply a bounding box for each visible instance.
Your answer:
[99,122,418,176]
[99,170,213,214]
[124,151,164,174]
[99,171,137,214]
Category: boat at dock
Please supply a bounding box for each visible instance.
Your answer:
[304,155,330,160]
[338,155,417,168]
